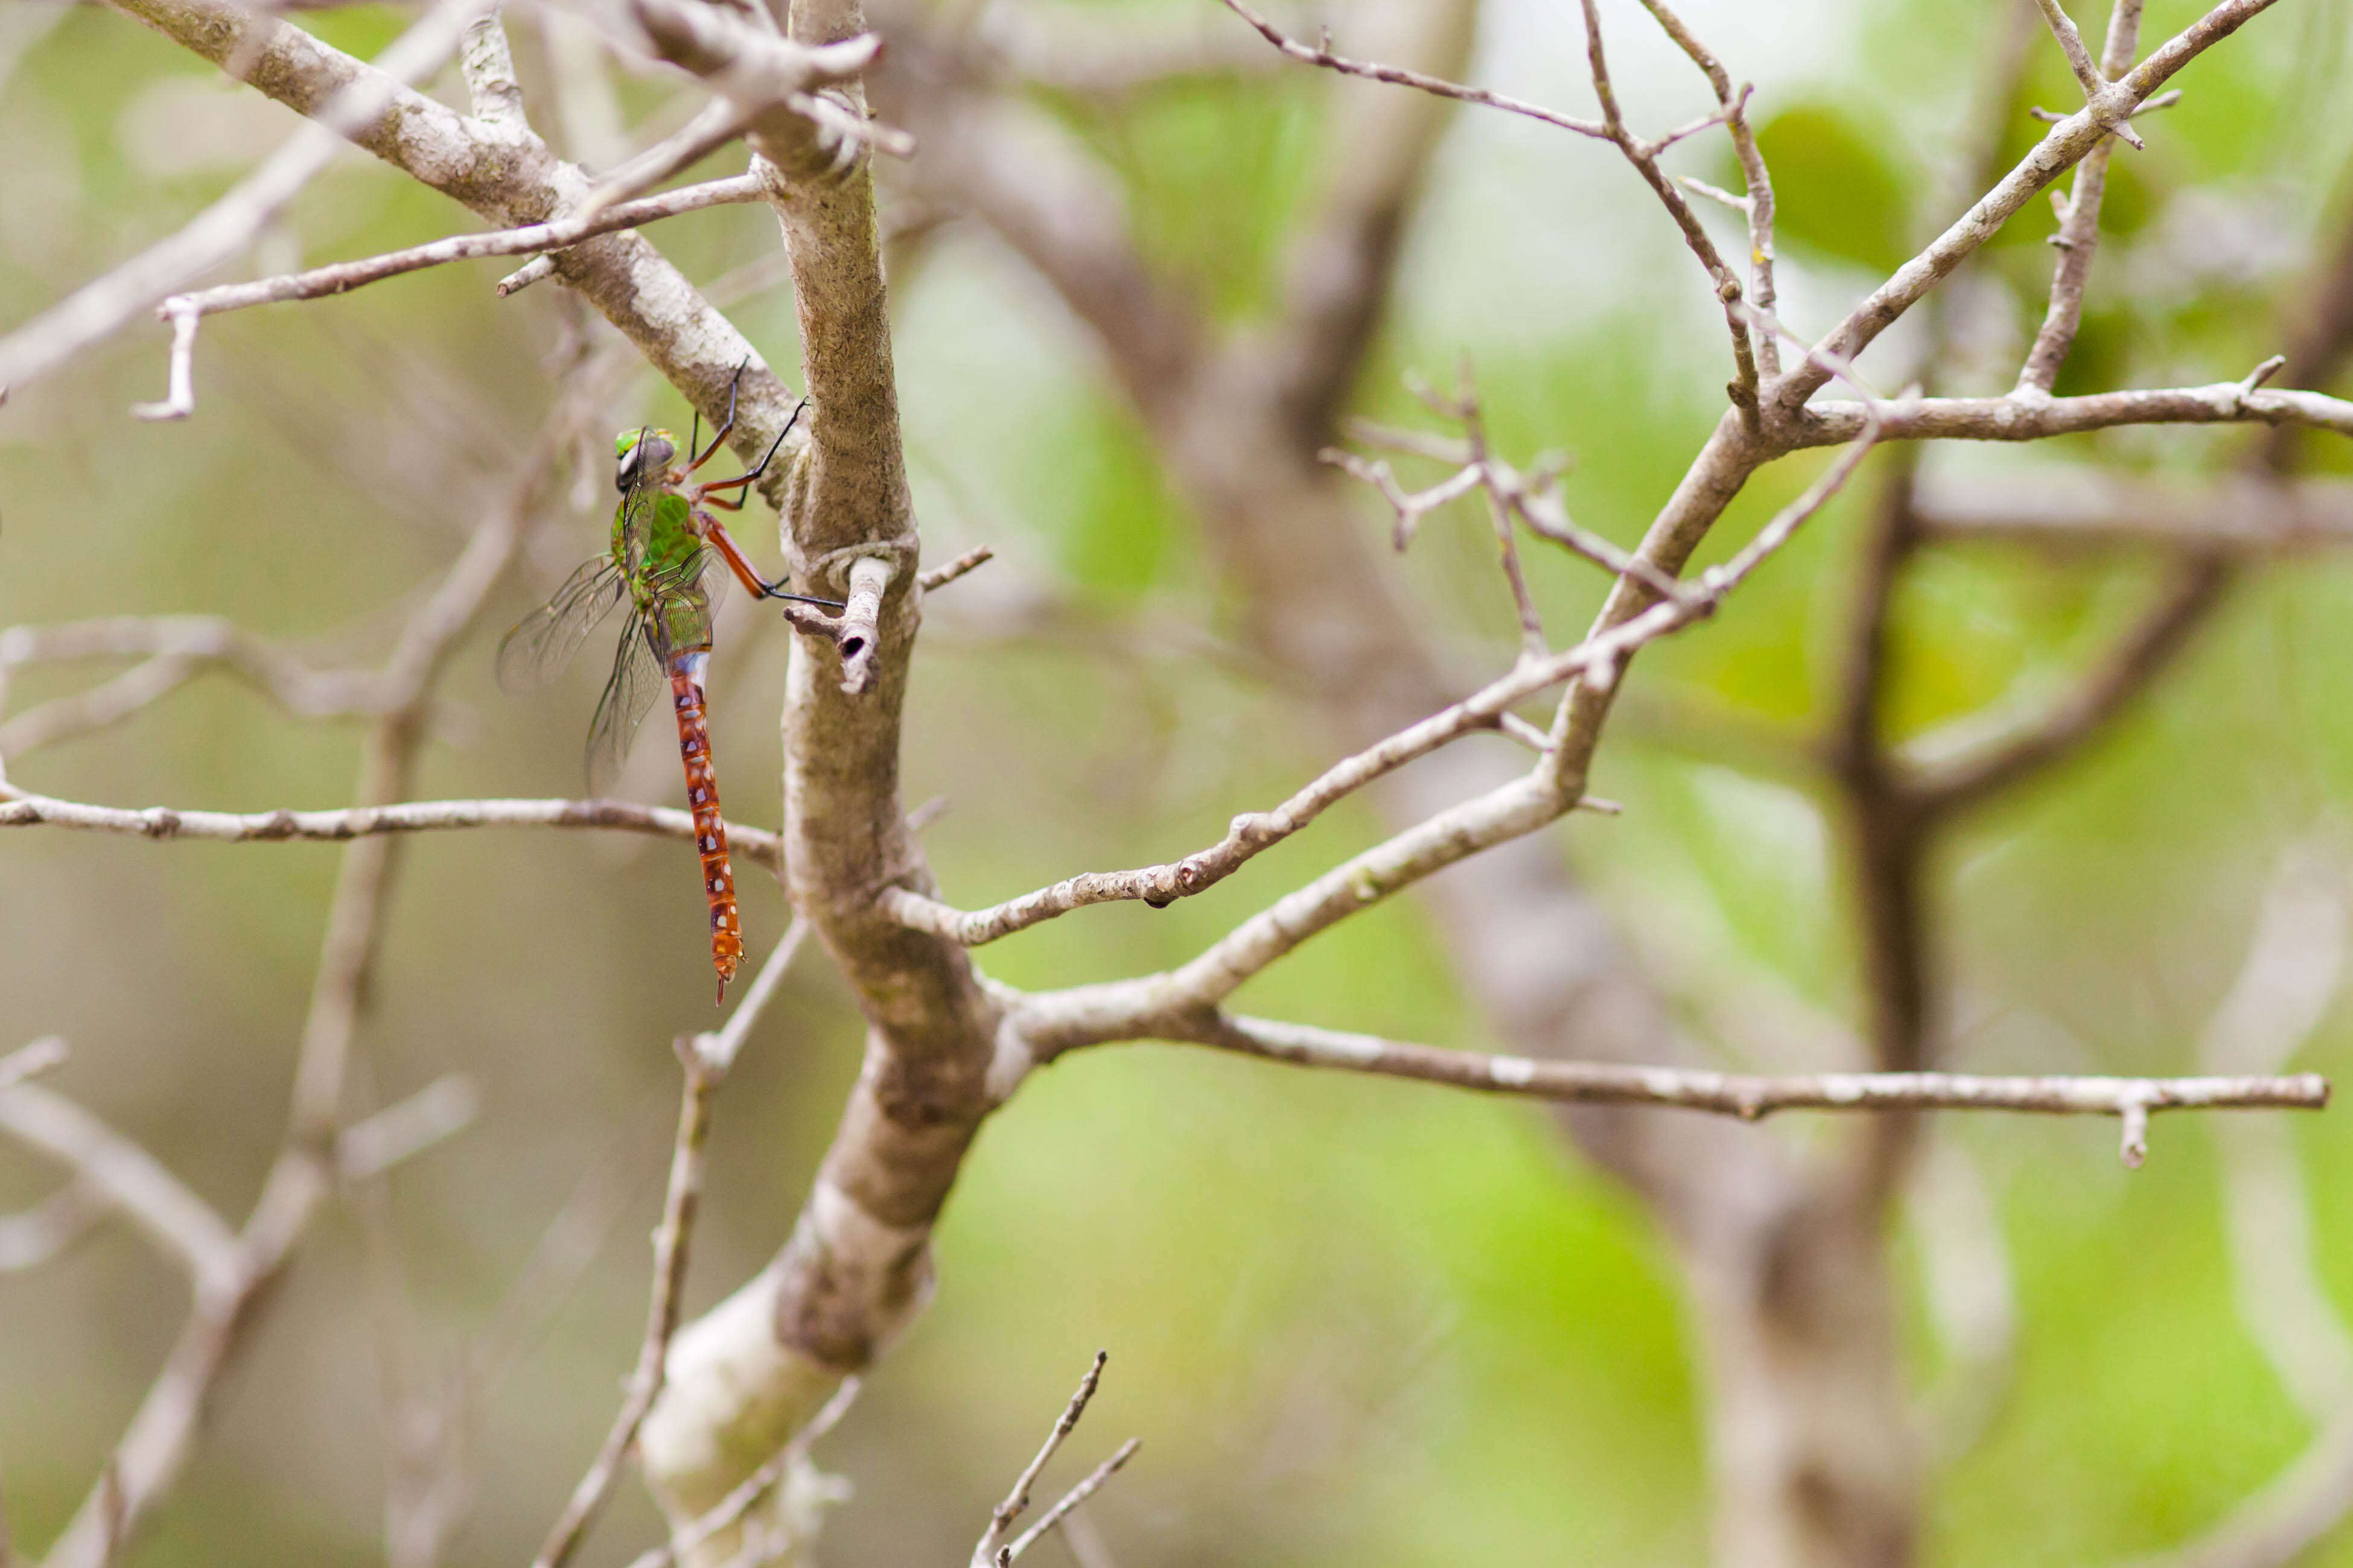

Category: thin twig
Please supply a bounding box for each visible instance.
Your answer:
[530,1046,722,1568]
[893,430,1876,950]
[335,1074,480,1183]
[1781,0,2284,410]
[1214,0,1605,139]
[975,1353,1141,1568]
[161,174,766,322]
[1001,1440,1142,1566]
[533,919,809,1568]
[0,615,387,758]
[35,413,561,1568]
[0,0,492,401]
[2030,0,2147,148]
[1635,0,1780,375]
[0,790,783,872]
[2017,0,2147,391]
[918,545,996,594]
[0,1081,241,1289]
[1161,1013,2323,1156]
[1794,379,2353,445]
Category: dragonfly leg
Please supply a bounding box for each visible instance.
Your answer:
[686,359,751,475]
[737,397,806,484]
[703,515,844,608]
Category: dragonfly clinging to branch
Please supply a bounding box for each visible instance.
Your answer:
[500,371,837,1003]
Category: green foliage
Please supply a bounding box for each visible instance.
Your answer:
[1751,102,1911,275]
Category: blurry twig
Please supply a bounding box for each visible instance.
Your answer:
[0,1077,240,1290]
[31,410,564,1568]
[0,0,491,403]
[532,920,810,1568]
[0,616,389,766]
[0,1037,66,1092]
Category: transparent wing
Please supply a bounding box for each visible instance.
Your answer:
[616,475,661,577]
[497,558,626,693]
[638,549,722,661]
[585,611,668,793]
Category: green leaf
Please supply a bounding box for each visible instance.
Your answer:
[1750,102,1911,274]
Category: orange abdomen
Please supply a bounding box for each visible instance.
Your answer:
[670,666,742,1000]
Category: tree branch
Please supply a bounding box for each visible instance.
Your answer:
[2016,0,2146,392]
[1793,381,2353,443]
[1214,0,1602,139]
[1782,0,2285,410]
[0,790,782,872]
[34,427,550,1568]
[162,173,766,320]
[108,0,810,469]
[1049,1011,2325,1165]
[0,1079,241,1290]
[0,0,489,400]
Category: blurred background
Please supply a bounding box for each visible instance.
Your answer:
[8,0,2353,1563]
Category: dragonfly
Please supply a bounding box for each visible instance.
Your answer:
[500,373,838,1003]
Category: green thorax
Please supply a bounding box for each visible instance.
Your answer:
[610,428,705,594]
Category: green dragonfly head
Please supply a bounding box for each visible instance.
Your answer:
[615,427,678,495]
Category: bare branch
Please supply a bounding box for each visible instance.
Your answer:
[2029,0,2147,149]
[690,918,812,1079]
[1101,1012,2325,1157]
[0,1080,241,1289]
[832,556,895,696]
[1794,380,2353,444]
[532,1036,727,1568]
[2017,0,2148,392]
[1002,1441,1141,1566]
[0,615,387,760]
[976,1353,1141,1568]
[917,545,996,594]
[1214,0,1605,139]
[0,0,489,400]
[1635,0,1780,375]
[1333,412,1688,597]
[1576,0,1760,411]
[458,11,527,133]
[0,790,783,872]
[336,1075,480,1184]
[978,1,1292,95]
[960,428,1870,1003]
[0,1038,68,1093]
[621,0,899,174]
[37,427,553,1568]
[1783,0,2287,410]
[109,0,810,472]
[1322,448,1485,550]
[0,1181,106,1275]
[165,174,766,321]
[975,1351,1110,1568]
